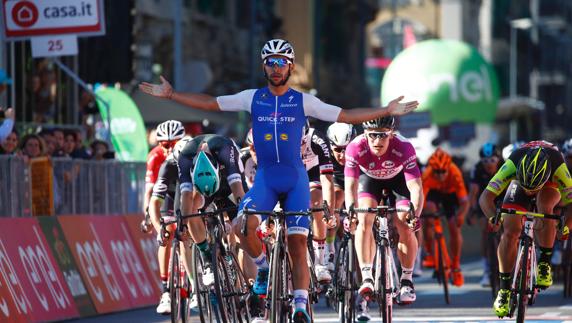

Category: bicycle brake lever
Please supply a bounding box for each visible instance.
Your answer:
[240,209,249,237]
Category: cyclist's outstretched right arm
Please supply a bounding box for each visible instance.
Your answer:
[139,76,220,111]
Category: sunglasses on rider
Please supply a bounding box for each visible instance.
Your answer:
[159,141,177,149]
[433,169,447,175]
[366,131,391,140]
[332,146,346,153]
[264,57,291,68]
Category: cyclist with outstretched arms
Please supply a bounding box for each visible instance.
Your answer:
[149,136,193,314]
[325,122,357,269]
[139,39,418,322]
[421,148,470,287]
[301,121,336,283]
[344,116,423,321]
[479,140,572,317]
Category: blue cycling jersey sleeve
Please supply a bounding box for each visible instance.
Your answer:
[302,93,341,122]
[216,89,256,112]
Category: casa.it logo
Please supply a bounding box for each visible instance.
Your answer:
[12,1,39,28]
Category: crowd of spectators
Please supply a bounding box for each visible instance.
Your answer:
[0,121,112,162]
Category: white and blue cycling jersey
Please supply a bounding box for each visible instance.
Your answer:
[217,87,341,235]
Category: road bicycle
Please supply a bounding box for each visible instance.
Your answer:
[241,201,329,323]
[173,206,251,323]
[351,202,414,323]
[327,208,358,323]
[159,210,192,323]
[492,207,561,323]
[423,212,452,305]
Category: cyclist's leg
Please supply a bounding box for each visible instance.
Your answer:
[535,184,560,288]
[494,181,529,316]
[421,192,439,267]
[391,178,418,303]
[284,167,312,320]
[444,194,464,286]
[355,174,382,296]
[326,184,344,271]
[309,176,330,282]
[232,171,277,295]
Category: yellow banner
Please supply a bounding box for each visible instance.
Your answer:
[30,156,54,216]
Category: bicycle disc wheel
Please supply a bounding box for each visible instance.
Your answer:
[170,245,182,322]
[516,242,530,323]
[437,238,450,305]
[191,246,213,323]
[378,246,392,323]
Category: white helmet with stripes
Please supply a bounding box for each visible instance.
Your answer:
[261,39,295,61]
[156,120,185,142]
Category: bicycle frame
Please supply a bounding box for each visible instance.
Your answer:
[241,202,330,323]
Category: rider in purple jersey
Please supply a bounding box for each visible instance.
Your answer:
[344,116,423,321]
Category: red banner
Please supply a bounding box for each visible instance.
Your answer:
[57,215,158,314]
[122,214,162,292]
[0,218,79,322]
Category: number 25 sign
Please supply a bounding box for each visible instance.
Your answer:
[30,34,77,58]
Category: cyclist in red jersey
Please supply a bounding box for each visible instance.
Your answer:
[144,120,186,214]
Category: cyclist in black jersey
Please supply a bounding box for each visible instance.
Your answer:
[468,142,503,287]
[301,121,336,283]
[325,122,357,269]
[177,134,247,286]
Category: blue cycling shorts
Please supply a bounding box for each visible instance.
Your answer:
[238,165,311,236]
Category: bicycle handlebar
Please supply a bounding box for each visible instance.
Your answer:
[240,201,330,237]
[492,207,561,225]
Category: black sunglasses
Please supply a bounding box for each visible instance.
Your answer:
[433,169,447,174]
[366,131,391,140]
[332,146,346,153]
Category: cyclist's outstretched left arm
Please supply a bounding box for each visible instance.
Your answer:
[337,96,418,124]
[406,177,424,219]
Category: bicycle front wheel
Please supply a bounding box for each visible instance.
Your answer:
[169,243,182,323]
[191,246,213,323]
[270,231,290,323]
[336,238,355,323]
[516,241,530,323]
[436,237,450,305]
[377,245,392,323]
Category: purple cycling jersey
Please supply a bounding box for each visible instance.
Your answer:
[344,133,421,181]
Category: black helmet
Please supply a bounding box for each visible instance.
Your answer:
[362,116,395,130]
[516,147,551,191]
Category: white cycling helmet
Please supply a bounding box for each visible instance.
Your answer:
[261,39,295,61]
[156,120,185,142]
[502,141,524,160]
[172,135,193,160]
[327,122,356,147]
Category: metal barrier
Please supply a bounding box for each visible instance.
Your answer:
[0,155,31,217]
[0,155,146,217]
